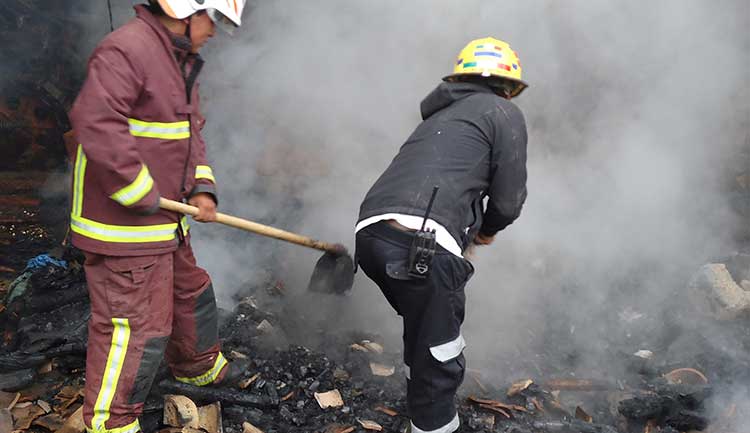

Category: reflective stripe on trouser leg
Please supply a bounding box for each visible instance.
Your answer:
[174,352,228,386]
[171,282,225,386]
[89,318,137,432]
[410,414,460,433]
[87,419,140,433]
[83,252,174,433]
[429,334,466,362]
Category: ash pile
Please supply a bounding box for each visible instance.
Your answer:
[1,250,749,433]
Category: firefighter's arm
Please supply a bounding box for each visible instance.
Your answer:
[69,45,160,215]
[190,146,218,205]
[183,85,217,223]
[480,104,528,237]
[188,95,218,206]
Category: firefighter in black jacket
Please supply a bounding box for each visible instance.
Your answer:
[356,37,529,433]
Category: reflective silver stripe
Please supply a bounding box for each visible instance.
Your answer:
[73,144,87,217]
[411,414,460,433]
[174,352,228,386]
[429,334,466,362]
[128,118,190,139]
[180,216,190,236]
[110,165,153,207]
[129,123,190,136]
[71,216,177,243]
[405,364,410,379]
[113,421,140,433]
[195,165,215,182]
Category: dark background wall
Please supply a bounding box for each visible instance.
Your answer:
[0,0,127,170]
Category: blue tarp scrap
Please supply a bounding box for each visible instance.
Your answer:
[24,254,67,271]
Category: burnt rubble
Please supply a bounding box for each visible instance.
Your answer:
[1,251,748,433]
[618,383,712,431]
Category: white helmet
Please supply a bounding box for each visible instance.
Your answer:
[156,0,246,33]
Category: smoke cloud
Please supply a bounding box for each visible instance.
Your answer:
[105,0,749,428]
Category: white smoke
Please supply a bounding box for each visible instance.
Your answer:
[100,1,749,428]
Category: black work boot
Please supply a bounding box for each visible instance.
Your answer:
[211,359,251,388]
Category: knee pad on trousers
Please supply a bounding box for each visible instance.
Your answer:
[129,335,169,404]
[194,283,219,353]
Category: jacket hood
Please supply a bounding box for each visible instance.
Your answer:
[420,81,496,120]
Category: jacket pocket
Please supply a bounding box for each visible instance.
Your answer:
[434,254,475,294]
[104,256,157,287]
[385,260,412,281]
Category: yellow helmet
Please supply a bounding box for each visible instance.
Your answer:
[444,37,528,97]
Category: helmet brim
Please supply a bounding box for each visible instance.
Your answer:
[207,8,238,35]
[443,73,528,98]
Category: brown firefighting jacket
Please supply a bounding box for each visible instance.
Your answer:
[68,5,217,256]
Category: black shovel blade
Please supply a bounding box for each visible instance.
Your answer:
[307,251,354,294]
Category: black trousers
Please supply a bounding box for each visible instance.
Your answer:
[356,222,474,431]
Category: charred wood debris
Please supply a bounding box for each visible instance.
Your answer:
[1,244,749,433]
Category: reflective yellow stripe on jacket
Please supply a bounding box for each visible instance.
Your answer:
[195,165,215,183]
[71,144,179,244]
[128,118,190,139]
[110,165,154,207]
[72,144,88,217]
[180,215,190,236]
[71,215,178,243]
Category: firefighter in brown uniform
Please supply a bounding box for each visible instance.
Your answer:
[69,1,247,432]
[356,38,529,433]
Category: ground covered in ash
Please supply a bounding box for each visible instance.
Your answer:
[1,248,749,433]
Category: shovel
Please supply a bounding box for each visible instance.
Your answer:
[159,198,354,294]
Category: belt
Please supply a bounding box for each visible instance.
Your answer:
[385,219,416,233]
[361,220,451,255]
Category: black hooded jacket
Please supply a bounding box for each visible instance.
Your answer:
[358,81,528,251]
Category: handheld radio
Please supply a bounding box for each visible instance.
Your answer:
[407,186,439,279]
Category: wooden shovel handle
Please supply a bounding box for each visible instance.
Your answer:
[160,198,340,254]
